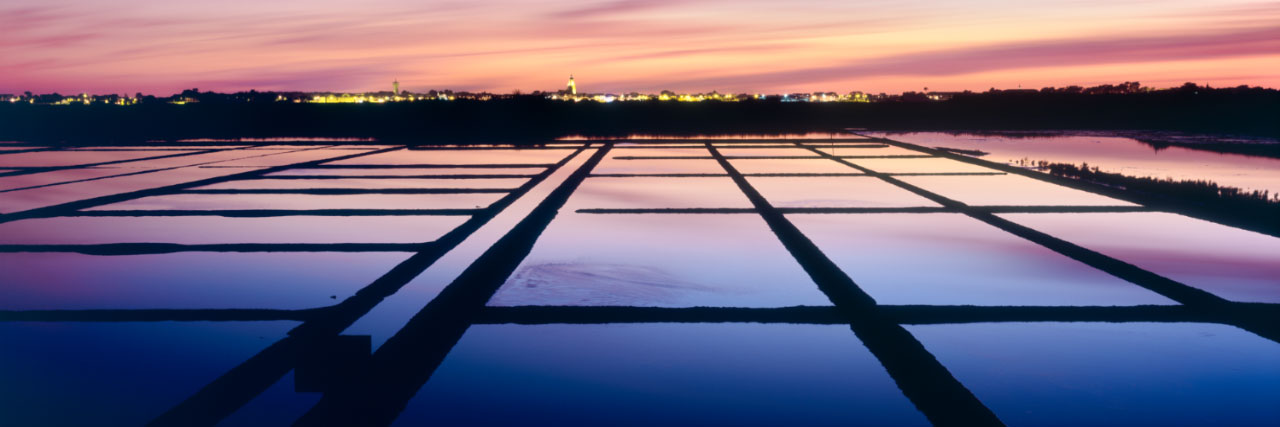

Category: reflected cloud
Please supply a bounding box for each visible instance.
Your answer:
[668,25,1280,88]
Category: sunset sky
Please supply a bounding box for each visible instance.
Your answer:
[3,0,1278,95]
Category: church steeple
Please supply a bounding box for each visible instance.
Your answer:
[566,75,576,95]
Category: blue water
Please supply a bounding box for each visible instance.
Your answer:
[394,323,930,426]
[2,141,1278,426]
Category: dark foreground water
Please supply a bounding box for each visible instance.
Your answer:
[0,135,1277,426]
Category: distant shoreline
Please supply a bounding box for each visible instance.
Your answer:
[2,89,1276,145]
[874,130,1280,159]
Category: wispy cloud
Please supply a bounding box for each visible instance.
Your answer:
[550,0,692,19]
[2,0,1278,93]
[606,43,801,62]
[663,25,1280,89]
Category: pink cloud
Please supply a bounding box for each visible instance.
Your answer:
[660,25,1280,89]
[550,0,692,19]
[2,0,1278,93]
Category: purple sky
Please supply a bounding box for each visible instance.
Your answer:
[3,0,1278,94]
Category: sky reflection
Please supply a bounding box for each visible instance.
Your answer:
[0,215,468,244]
[490,214,829,307]
[908,322,1280,426]
[0,320,295,427]
[748,176,939,208]
[0,252,408,309]
[873,131,1280,194]
[567,177,751,209]
[1001,212,1280,303]
[897,174,1136,207]
[396,324,929,426]
[788,213,1174,306]
[1,142,1276,425]
[85,193,503,211]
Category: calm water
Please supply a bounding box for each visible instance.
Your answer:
[866,131,1280,194]
[0,137,1276,426]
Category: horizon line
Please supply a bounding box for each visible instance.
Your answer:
[6,81,1277,98]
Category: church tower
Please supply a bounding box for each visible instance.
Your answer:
[566,75,576,95]
[393,78,400,95]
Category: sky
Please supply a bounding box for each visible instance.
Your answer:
[2,0,1279,95]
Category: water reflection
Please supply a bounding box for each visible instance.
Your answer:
[811,146,924,156]
[567,177,751,209]
[0,149,317,193]
[730,158,861,174]
[908,322,1280,426]
[86,193,503,211]
[2,140,1276,425]
[716,147,821,157]
[195,177,527,190]
[850,157,997,174]
[0,215,468,245]
[195,149,376,167]
[747,176,939,208]
[490,214,830,307]
[1001,212,1280,303]
[0,150,192,167]
[607,147,709,157]
[266,167,545,176]
[593,158,726,174]
[897,174,1136,206]
[592,147,729,175]
[614,142,713,147]
[788,213,1174,306]
[561,132,866,140]
[0,168,133,191]
[218,371,322,426]
[0,320,295,427]
[395,324,928,426]
[68,146,251,150]
[326,148,575,166]
[0,167,271,213]
[871,131,1280,194]
[0,252,408,309]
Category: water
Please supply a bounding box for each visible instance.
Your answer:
[0,150,195,167]
[195,177,528,190]
[562,132,868,141]
[0,321,296,427]
[266,167,545,176]
[897,174,1136,206]
[908,322,1280,426]
[394,323,930,426]
[746,176,938,208]
[327,148,579,166]
[788,213,1174,306]
[1001,212,1280,303]
[567,176,752,208]
[0,215,469,244]
[83,192,503,211]
[0,138,1276,425]
[730,157,868,174]
[868,131,1280,194]
[489,213,830,307]
[0,252,409,310]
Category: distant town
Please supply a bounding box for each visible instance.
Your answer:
[4,78,1262,106]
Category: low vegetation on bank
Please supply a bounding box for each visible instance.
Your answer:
[1031,160,1279,235]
